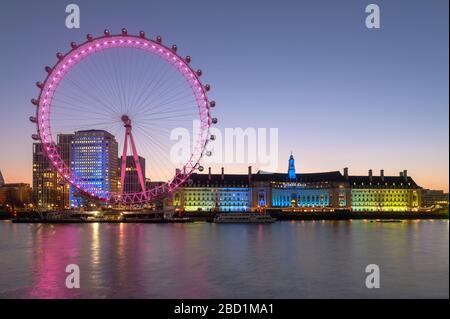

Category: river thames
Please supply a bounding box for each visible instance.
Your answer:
[0,219,448,299]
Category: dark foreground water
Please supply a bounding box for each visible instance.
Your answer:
[0,220,448,298]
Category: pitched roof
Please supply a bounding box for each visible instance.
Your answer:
[252,171,345,183]
[183,170,346,187]
[348,175,420,189]
[184,173,250,187]
[181,171,421,189]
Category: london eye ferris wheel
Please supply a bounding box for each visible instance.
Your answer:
[29,29,217,205]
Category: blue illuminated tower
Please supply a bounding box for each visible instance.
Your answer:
[70,130,118,207]
[288,152,296,181]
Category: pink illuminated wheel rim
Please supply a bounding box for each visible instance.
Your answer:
[30,29,216,205]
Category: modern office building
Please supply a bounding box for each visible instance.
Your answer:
[70,130,119,207]
[170,154,422,213]
[120,155,146,194]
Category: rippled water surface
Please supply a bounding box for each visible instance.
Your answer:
[0,220,448,298]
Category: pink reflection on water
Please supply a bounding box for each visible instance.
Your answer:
[28,225,81,298]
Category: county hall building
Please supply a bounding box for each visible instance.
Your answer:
[170,154,422,213]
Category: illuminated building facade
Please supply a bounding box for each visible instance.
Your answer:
[57,134,73,208]
[32,143,65,209]
[257,172,350,209]
[170,154,422,213]
[120,155,146,194]
[172,168,251,212]
[348,169,421,212]
[32,135,74,210]
[70,130,118,207]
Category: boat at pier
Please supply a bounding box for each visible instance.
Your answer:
[213,213,276,223]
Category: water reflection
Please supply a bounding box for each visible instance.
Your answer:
[0,220,448,298]
[29,225,82,298]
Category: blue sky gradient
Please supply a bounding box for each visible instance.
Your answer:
[0,0,448,190]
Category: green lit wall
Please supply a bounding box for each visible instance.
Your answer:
[351,188,420,212]
[173,187,250,212]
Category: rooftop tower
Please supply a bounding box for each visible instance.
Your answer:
[288,152,296,181]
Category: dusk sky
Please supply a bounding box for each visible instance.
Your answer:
[0,0,448,191]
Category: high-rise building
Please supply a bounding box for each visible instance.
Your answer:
[70,130,118,207]
[57,134,74,208]
[120,155,146,194]
[32,143,63,209]
[32,135,74,210]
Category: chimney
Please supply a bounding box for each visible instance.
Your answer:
[380,169,384,182]
[399,171,404,177]
[343,167,348,180]
[208,167,211,181]
[221,167,224,181]
[368,169,373,181]
[248,166,252,183]
[403,170,408,182]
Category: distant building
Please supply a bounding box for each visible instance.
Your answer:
[70,130,118,207]
[170,154,422,213]
[421,189,449,208]
[120,155,146,194]
[0,183,32,207]
[0,170,4,188]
